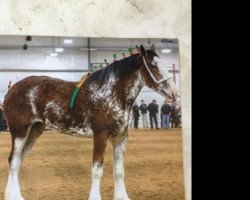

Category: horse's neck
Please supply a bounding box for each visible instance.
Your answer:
[89,55,144,110]
[91,70,143,109]
[113,70,144,110]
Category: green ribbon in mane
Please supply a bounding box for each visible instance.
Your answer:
[69,73,89,109]
[69,87,80,109]
[69,47,134,109]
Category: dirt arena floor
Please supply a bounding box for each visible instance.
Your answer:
[0,128,184,200]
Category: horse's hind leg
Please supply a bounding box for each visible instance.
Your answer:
[5,125,31,200]
[5,122,45,200]
[21,122,45,161]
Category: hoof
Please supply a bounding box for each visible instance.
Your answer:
[88,195,101,200]
[115,197,131,200]
[4,195,25,200]
[89,198,101,200]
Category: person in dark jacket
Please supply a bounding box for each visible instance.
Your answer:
[147,99,159,129]
[139,100,148,128]
[161,100,173,129]
[132,102,140,129]
[170,102,181,128]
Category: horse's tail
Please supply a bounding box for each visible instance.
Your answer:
[2,91,9,130]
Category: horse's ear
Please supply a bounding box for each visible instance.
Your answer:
[136,45,140,53]
[150,44,156,52]
[140,45,146,56]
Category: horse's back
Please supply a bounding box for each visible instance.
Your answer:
[8,76,73,92]
[3,76,76,125]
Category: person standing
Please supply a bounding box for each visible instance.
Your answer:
[170,102,182,128]
[139,100,148,128]
[132,102,140,129]
[161,100,173,129]
[148,99,159,130]
[0,101,6,132]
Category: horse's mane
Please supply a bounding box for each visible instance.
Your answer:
[86,53,140,85]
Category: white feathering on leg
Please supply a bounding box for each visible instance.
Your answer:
[89,162,103,200]
[5,138,27,200]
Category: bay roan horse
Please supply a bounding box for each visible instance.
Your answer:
[3,45,177,200]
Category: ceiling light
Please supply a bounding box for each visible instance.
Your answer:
[26,36,32,41]
[64,39,73,44]
[50,52,58,57]
[55,47,64,52]
[161,41,172,53]
[23,44,28,50]
[161,49,172,53]
[80,48,98,51]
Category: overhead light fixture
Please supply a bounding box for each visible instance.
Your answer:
[55,47,64,52]
[26,36,32,41]
[23,44,28,50]
[161,49,172,53]
[50,37,58,57]
[64,38,73,44]
[50,52,58,57]
[161,41,172,54]
[80,48,98,51]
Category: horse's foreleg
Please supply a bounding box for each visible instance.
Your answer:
[112,137,130,200]
[89,132,108,200]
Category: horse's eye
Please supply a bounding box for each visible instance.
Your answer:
[151,61,157,69]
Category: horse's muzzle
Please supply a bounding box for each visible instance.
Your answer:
[166,91,177,103]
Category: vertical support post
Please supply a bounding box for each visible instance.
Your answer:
[173,64,176,83]
[87,37,91,72]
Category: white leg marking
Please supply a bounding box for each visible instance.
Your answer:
[89,162,103,200]
[5,138,27,200]
[113,139,130,200]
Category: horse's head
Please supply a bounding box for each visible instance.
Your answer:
[139,45,178,103]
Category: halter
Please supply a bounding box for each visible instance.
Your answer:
[142,56,171,85]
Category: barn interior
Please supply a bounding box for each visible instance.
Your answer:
[0,36,180,104]
[0,36,184,200]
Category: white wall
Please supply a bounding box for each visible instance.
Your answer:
[0,40,180,103]
[0,49,88,70]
